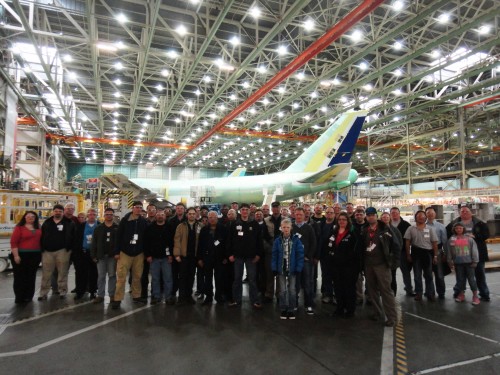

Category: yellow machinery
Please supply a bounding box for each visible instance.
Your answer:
[0,190,84,271]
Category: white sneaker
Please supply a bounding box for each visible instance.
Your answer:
[306,306,314,315]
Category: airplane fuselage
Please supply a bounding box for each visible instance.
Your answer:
[132,169,358,205]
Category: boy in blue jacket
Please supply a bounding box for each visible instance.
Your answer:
[272,218,304,319]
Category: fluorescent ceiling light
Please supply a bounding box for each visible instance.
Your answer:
[114,61,123,70]
[114,78,122,85]
[161,69,169,77]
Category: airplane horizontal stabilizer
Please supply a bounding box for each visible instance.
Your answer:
[297,163,352,184]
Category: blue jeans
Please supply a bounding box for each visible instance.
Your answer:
[278,274,297,312]
[233,257,259,304]
[151,258,173,300]
[96,255,117,298]
[475,261,489,298]
[412,250,435,296]
[455,263,477,292]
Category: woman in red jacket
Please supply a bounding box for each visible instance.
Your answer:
[10,211,42,303]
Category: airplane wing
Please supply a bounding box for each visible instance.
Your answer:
[228,167,247,177]
[298,163,352,184]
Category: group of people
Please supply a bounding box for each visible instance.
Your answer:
[9,199,491,325]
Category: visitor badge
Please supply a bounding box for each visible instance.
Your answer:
[106,238,110,242]
[107,232,110,237]
[57,224,63,231]
[297,233,302,238]
[86,235,92,243]
[366,243,376,252]
[330,236,335,241]
[214,240,220,246]
[133,234,138,241]
[238,231,244,236]
[166,247,170,256]
[236,225,242,230]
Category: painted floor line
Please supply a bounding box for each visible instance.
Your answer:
[405,312,500,345]
[0,305,151,358]
[414,352,500,374]
[380,325,394,375]
[2,301,93,328]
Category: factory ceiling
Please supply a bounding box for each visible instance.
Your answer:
[1,0,499,184]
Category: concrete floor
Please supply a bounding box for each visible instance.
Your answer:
[0,268,499,375]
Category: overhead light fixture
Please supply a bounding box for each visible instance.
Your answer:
[176,25,188,36]
[203,75,211,83]
[195,89,201,96]
[230,36,240,46]
[359,61,368,70]
[350,30,363,42]
[258,65,267,73]
[392,1,404,11]
[156,84,164,91]
[167,50,179,58]
[277,45,288,55]
[438,13,450,23]
[431,50,441,58]
[97,43,118,52]
[478,25,491,35]
[116,13,128,23]
[242,81,250,88]
[114,78,122,85]
[114,61,123,70]
[161,69,169,77]
[113,91,121,98]
[250,7,261,18]
[393,41,403,50]
[63,54,72,62]
[296,72,305,80]
[303,19,314,31]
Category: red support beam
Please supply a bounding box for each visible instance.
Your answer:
[169,0,385,166]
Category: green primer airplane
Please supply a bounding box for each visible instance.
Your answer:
[128,109,368,206]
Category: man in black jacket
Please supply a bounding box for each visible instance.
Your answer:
[112,201,148,309]
[198,211,229,305]
[144,210,173,304]
[227,203,263,309]
[38,204,75,300]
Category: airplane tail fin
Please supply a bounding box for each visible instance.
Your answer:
[284,110,367,174]
[228,167,247,177]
